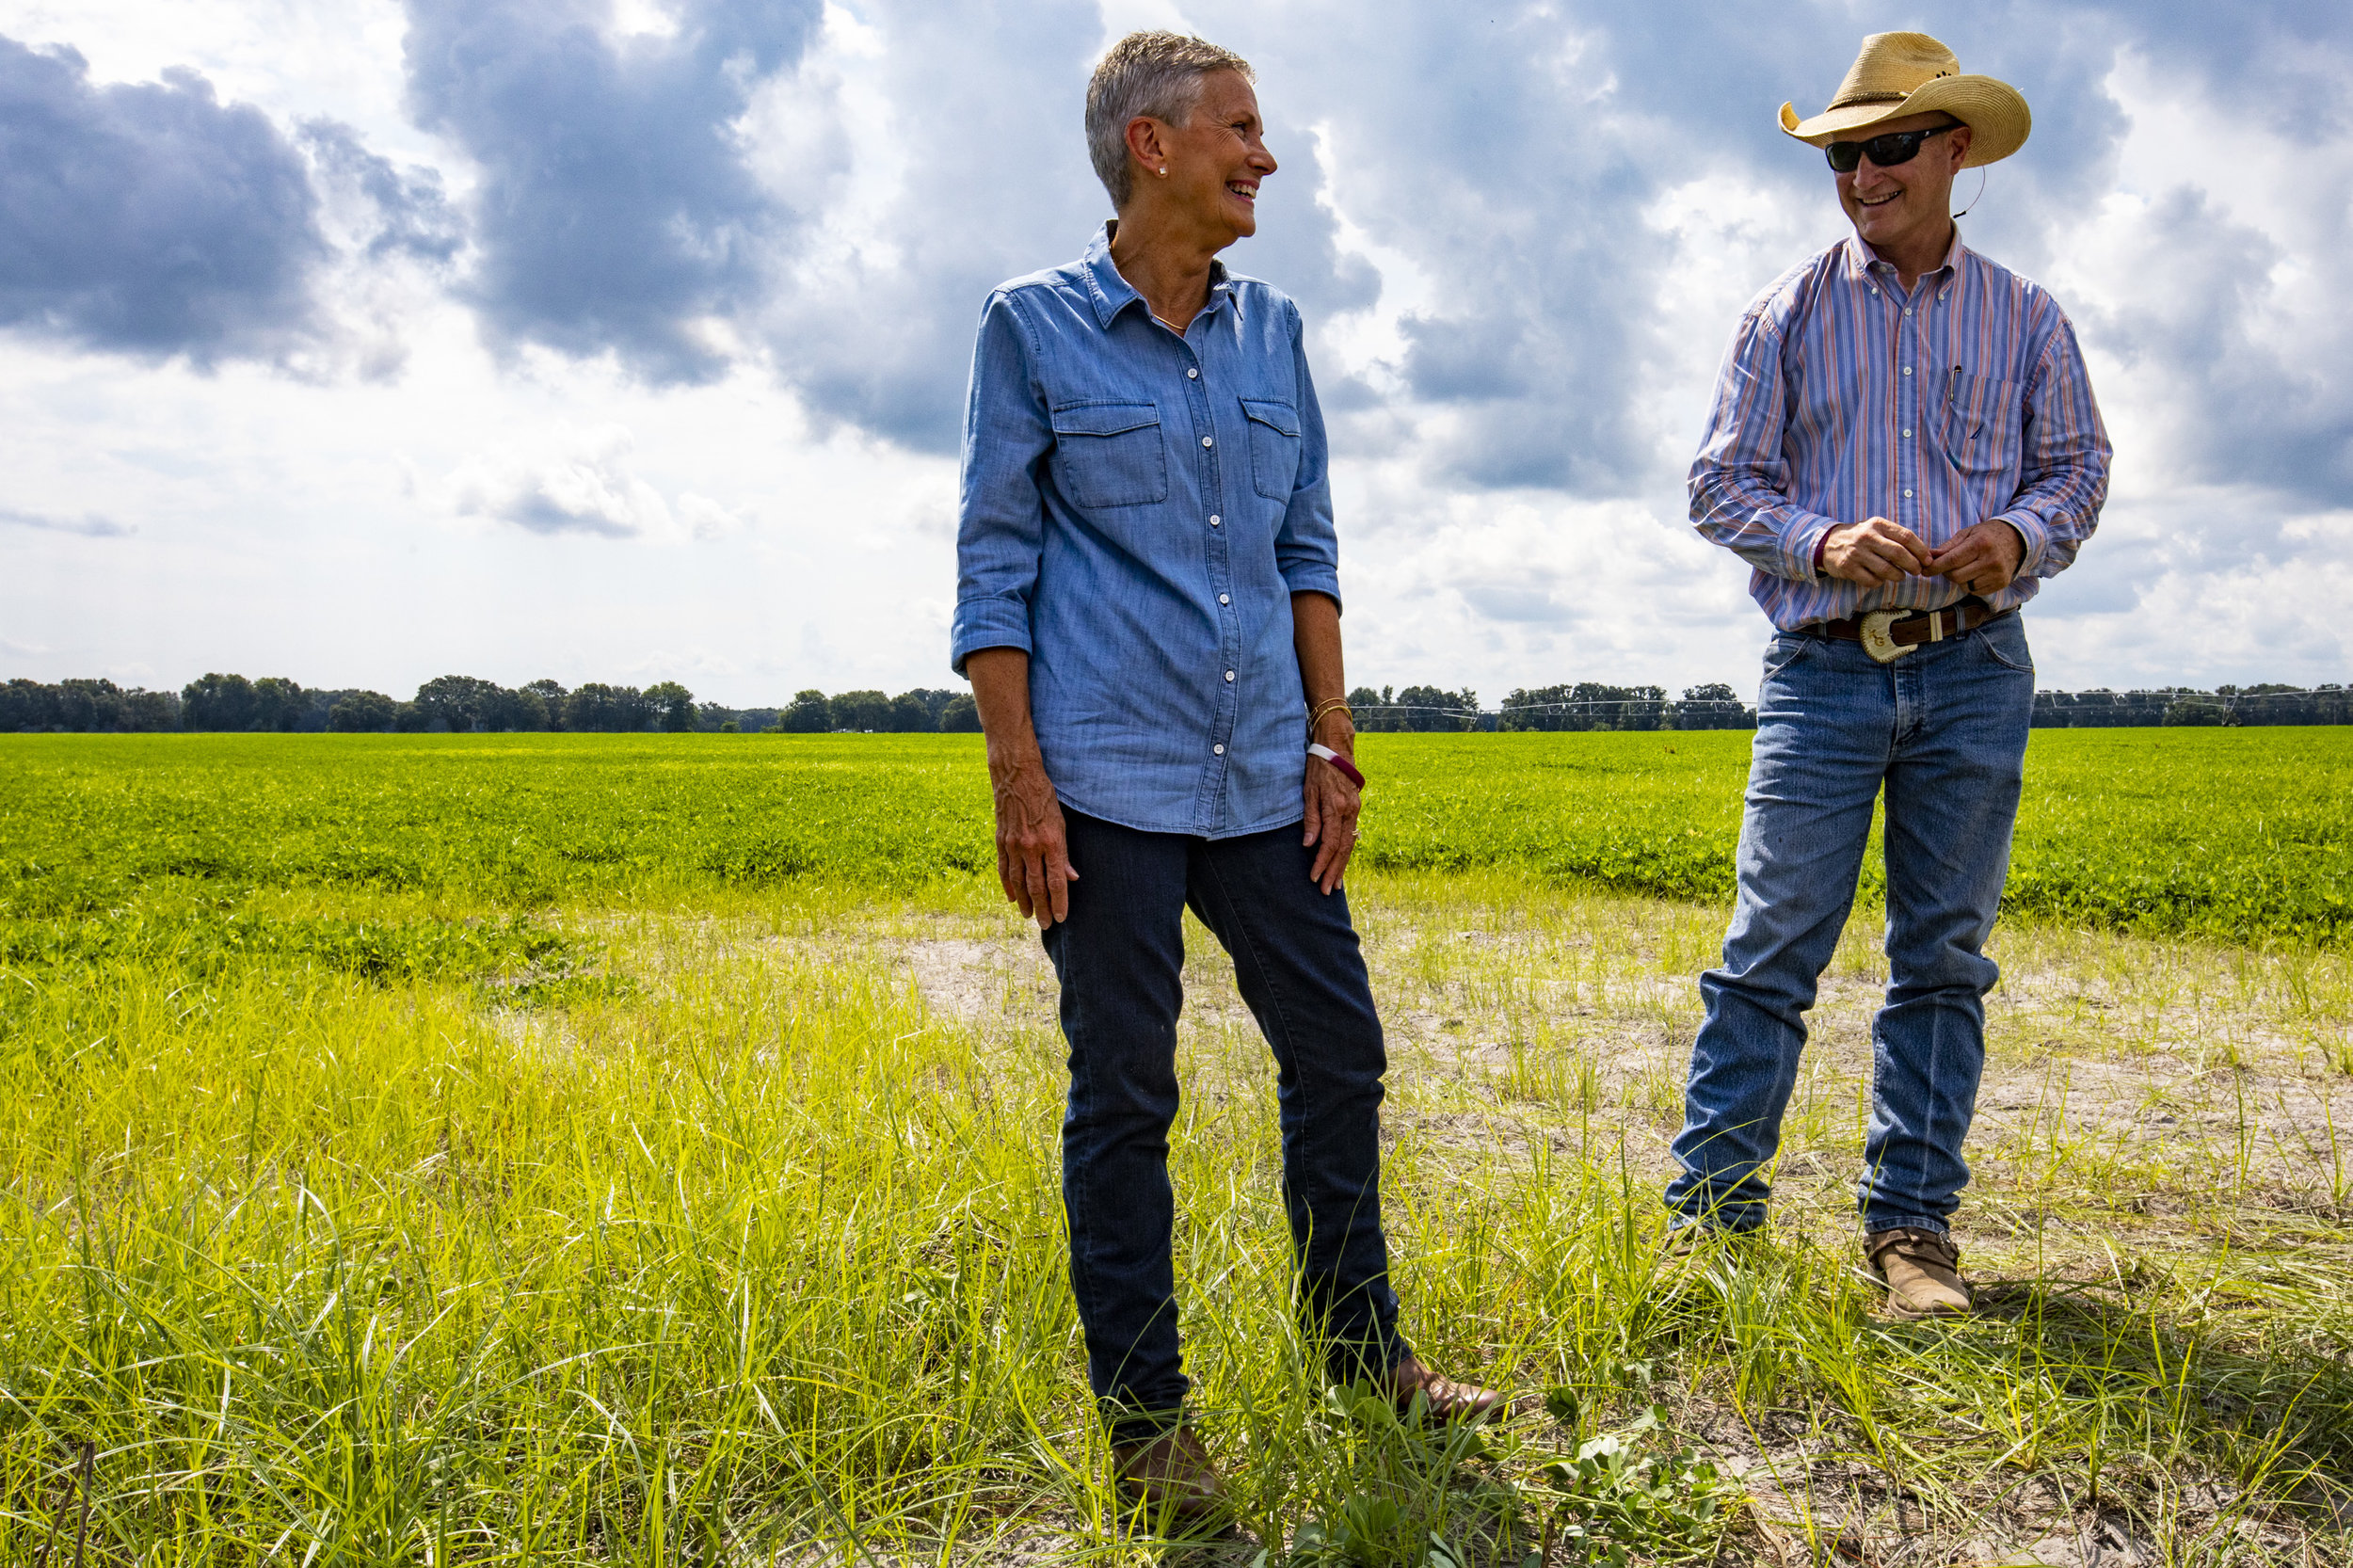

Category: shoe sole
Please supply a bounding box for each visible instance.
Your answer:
[1873,1291,1975,1321]
[1864,1261,1972,1322]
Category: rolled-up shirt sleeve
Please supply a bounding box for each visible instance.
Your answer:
[1689,312,1841,583]
[1992,317,2109,581]
[1273,301,1341,605]
[950,292,1055,676]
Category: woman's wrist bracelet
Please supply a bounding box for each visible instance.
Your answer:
[1307,743,1365,790]
[1308,698,1353,734]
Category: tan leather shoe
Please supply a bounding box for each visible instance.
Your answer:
[1111,1426,1226,1524]
[1864,1227,1972,1320]
[1387,1357,1510,1424]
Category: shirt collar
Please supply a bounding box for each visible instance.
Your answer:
[1080,222,1237,331]
[1843,227,1969,285]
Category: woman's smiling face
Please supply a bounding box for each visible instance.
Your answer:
[1148,70,1276,242]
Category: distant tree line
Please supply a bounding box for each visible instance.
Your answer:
[0,679,184,733]
[0,674,987,735]
[763,689,981,733]
[1498,682,1754,732]
[1347,682,1757,732]
[0,674,705,734]
[2031,684,2353,727]
[4,673,2347,734]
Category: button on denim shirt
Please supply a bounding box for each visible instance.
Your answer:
[951,225,1338,839]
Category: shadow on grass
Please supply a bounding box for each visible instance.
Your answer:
[1629,1242,2353,1558]
[1970,1273,2353,1484]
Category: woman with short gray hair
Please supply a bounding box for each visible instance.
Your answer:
[951,28,1504,1523]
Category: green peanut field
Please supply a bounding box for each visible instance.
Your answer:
[6,727,2348,951]
[2,730,2348,1563]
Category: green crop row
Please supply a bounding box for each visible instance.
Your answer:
[0,728,2346,950]
[1351,730,2353,946]
[0,910,569,983]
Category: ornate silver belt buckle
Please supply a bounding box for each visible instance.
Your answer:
[1860,609,1915,664]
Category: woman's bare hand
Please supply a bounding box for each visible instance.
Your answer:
[1301,727,1360,894]
[992,749,1076,927]
[966,647,1077,928]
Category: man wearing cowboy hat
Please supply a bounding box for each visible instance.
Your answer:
[1672,33,2110,1318]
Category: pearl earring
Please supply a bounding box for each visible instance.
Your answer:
[1157,166,1168,177]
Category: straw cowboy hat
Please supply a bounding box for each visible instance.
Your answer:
[1780,32,2030,168]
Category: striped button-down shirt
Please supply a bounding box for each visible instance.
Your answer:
[1689,232,2110,631]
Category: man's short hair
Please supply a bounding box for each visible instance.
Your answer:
[1085,31,1255,211]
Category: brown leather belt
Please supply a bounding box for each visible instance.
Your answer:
[1812,598,2008,648]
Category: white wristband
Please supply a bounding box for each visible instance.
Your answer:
[1307,743,1365,788]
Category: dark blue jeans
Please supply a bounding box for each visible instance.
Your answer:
[1044,808,1408,1444]
[1666,612,2035,1237]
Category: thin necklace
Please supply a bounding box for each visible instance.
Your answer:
[1152,312,1187,335]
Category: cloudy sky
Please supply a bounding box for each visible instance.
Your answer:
[2,0,2347,705]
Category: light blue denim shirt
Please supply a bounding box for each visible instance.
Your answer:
[951,225,1339,839]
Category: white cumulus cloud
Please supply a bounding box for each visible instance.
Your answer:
[449,424,676,539]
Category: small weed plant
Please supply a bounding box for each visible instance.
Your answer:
[1534,1400,1730,1566]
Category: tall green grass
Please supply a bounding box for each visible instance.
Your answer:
[5,888,2347,1560]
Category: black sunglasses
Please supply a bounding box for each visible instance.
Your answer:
[1824,122,1961,174]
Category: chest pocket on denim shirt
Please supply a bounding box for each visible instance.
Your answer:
[1241,398,1301,502]
[1942,371,2023,481]
[1050,401,1167,508]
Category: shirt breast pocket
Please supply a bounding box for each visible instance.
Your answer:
[1241,397,1301,502]
[1943,371,2023,481]
[1050,401,1167,508]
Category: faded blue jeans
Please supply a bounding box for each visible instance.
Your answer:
[1666,612,2036,1237]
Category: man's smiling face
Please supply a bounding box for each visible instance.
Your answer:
[1835,110,1974,258]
